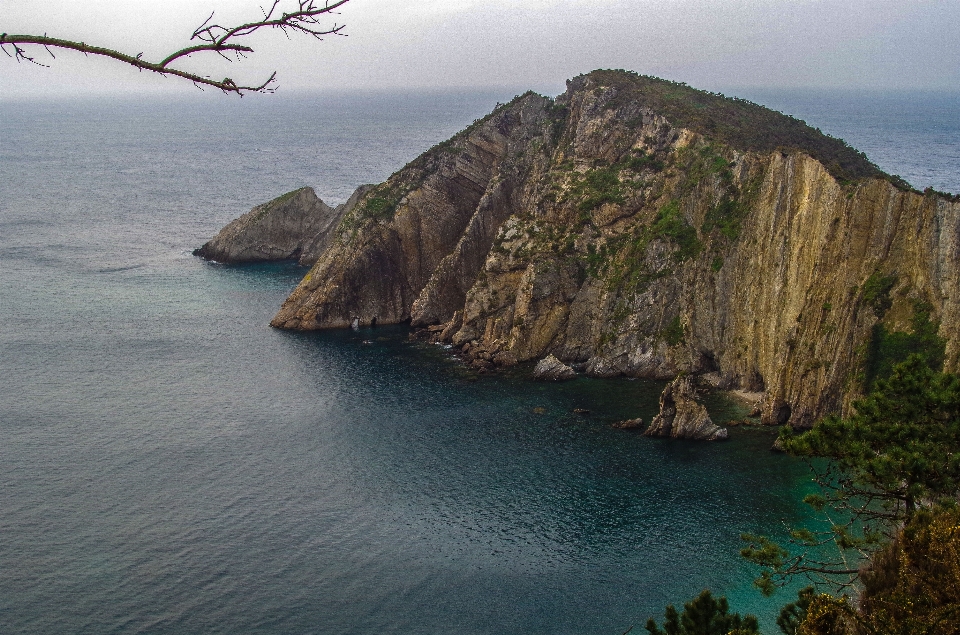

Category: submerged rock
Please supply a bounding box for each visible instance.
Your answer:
[533,354,577,381]
[644,375,728,441]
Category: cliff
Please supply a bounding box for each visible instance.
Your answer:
[194,185,371,265]
[267,70,960,428]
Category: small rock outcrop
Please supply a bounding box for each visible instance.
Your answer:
[194,185,371,265]
[644,375,728,441]
[611,418,644,429]
[533,354,577,381]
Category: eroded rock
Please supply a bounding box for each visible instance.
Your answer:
[644,375,728,441]
[533,355,577,381]
[194,185,371,265]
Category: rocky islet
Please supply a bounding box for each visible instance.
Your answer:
[199,70,960,432]
[644,374,728,441]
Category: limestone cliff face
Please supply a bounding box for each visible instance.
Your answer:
[270,70,960,428]
[194,185,370,265]
[270,94,551,329]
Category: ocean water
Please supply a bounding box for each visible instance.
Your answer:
[737,88,960,195]
[0,88,957,635]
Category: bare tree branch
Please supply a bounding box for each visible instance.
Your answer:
[0,0,350,95]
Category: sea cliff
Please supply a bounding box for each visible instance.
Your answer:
[212,70,960,428]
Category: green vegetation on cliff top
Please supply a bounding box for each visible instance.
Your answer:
[346,70,907,229]
[270,187,306,206]
[579,69,890,185]
[253,187,308,222]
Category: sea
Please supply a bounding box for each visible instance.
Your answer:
[1,87,957,635]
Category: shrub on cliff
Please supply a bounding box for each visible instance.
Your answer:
[586,69,885,184]
[864,300,946,391]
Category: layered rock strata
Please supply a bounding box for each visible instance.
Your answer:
[195,185,371,265]
[266,70,960,428]
[644,375,728,441]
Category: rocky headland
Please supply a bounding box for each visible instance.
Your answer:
[194,185,371,265]
[200,70,960,431]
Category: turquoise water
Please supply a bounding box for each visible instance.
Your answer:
[1,89,956,634]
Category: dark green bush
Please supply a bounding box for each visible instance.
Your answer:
[652,200,702,261]
[645,589,760,635]
[861,271,897,318]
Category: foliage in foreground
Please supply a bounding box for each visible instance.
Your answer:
[796,505,960,635]
[776,586,815,635]
[648,355,960,634]
[741,354,960,594]
[644,590,759,635]
[651,506,960,635]
[859,504,960,634]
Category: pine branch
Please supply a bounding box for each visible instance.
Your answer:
[0,0,350,95]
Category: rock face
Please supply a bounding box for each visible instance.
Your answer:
[533,354,576,381]
[268,70,960,428]
[645,375,728,441]
[194,185,371,265]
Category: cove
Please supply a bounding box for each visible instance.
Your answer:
[0,93,872,634]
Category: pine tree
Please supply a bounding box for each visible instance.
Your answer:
[645,590,760,635]
[776,587,814,635]
[783,354,960,519]
[742,355,960,593]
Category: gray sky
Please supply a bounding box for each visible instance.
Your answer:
[2,0,958,99]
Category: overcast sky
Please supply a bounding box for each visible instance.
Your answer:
[2,0,959,99]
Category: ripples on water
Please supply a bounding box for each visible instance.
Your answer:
[1,89,957,634]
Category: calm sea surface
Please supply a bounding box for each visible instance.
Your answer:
[1,88,957,635]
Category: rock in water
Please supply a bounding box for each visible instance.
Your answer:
[533,355,576,381]
[645,375,728,441]
[194,185,371,265]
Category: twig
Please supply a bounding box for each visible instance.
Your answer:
[0,0,350,95]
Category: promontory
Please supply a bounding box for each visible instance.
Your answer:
[200,70,960,430]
